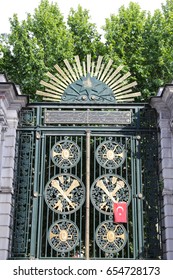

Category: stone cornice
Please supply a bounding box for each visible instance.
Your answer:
[0,83,28,113]
[150,84,173,114]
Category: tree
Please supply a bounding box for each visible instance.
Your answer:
[0,0,74,99]
[142,9,166,96]
[1,0,173,101]
[159,0,173,83]
[67,5,105,61]
[103,2,148,99]
[103,0,173,99]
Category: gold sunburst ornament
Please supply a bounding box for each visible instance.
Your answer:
[36,54,141,103]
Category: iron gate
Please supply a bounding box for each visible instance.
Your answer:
[11,103,162,259]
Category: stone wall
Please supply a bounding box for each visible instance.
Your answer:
[150,84,173,260]
[0,75,27,259]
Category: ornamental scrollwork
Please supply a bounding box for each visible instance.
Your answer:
[44,174,85,214]
[95,140,126,169]
[48,220,79,252]
[91,174,131,214]
[51,140,80,168]
[96,221,127,253]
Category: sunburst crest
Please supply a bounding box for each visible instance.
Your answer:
[36,54,141,103]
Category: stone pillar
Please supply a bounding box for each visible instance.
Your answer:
[0,75,27,259]
[150,85,173,260]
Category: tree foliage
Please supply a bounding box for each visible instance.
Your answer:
[1,0,173,101]
[103,2,147,98]
[0,0,74,98]
[67,5,105,60]
[103,0,173,99]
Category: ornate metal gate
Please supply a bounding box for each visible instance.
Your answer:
[11,56,162,259]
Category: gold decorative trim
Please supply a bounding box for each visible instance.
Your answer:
[36,55,141,102]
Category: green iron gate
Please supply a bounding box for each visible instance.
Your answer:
[11,103,162,259]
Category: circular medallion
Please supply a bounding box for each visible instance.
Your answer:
[48,219,79,252]
[96,221,127,253]
[91,174,131,214]
[51,140,80,168]
[44,174,85,214]
[95,141,126,169]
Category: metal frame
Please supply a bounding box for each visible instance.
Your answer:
[11,102,162,259]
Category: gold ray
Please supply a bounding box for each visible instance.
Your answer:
[36,54,141,103]
[97,63,105,80]
[49,80,65,91]
[64,59,77,81]
[99,59,113,81]
[106,65,124,86]
[45,88,63,96]
[87,54,91,74]
[73,63,80,80]
[54,72,69,86]
[114,89,132,97]
[74,55,83,77]
[83,61,86,76]
[46,72,67,89]
[43,97,61,101]
[110,72,131,90]
[117,98,135,102]
[46,72,60,83]
[103,68,114,83]
[113,81,137,93]
[91,62,95,77]
[40,80,64,94]
[54,64,72,84]
[94,56,103,77]
[107,73,122,88]
[116,92,141,100]
[63,67,74,83]
[36,90,61,99]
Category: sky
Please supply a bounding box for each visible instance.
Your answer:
[0,0,166,34]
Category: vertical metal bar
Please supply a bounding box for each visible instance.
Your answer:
[131,137,137,259]
[93,136,96,258]
[30,131,41,258]
[136,136,144,258]
[80,136,83,257]
[85,130,91,260]
[36,133,45,258]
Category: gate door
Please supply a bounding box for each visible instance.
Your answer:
[12,55,162,259]
[36,130,141,260]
